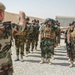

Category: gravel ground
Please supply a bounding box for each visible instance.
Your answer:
[11,39,75,75]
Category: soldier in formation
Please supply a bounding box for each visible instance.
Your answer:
[40,18,58,64]
[67,21,75,67]
[14,11,26,62]
[32,19,40,50]
[25,17,34,56]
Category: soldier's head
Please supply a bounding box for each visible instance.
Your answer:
[55,20,59,25]
[25,16,30,23]
[72,20,75,26]
[36,20,39,25]
[69,23,72,26]
[32,19,36,24]
[45,18,52,25]
[0,2,6,21]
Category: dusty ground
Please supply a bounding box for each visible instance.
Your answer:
[11,39,75,75]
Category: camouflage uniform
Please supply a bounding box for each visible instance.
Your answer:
[0,22,13,75]
[33,23,40,50]
[40,19,58,64]
[67,26,75,67]
[55,25,60,47]
[26,23,34,54]
[65,30,69,56]
[14,23,25,61]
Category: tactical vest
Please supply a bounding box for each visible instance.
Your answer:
[43,25,55,39]
[71,27,75,38]
[14,23,26,36]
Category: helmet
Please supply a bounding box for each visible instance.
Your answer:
[36,20,39,23]
[44,18,52,24]
[25,16,30,20]
[56,20,58,22]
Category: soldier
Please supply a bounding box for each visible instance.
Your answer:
[67,21,75,67]
[65,23,72,57]
[25,17,34,56]
[0,2,13,75]
[55,20,60,47]
[40,18,58,64]
[14,11,26,62]
[33,20,40,50]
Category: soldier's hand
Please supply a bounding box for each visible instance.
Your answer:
[67,40,70,44]
[26,40,28,42]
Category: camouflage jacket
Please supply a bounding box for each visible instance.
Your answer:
[33,24,40,37]
[26,23,34,39]
[0,21,12,67]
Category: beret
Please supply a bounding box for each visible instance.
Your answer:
[0,2,6,10]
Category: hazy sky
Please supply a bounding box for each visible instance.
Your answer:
[0,0,75,19]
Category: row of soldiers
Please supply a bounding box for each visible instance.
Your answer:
[14,17,40,62]
[13,17,61,63]
[65,21,75,67]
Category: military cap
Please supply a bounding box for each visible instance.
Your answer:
[0,2,6,10]
[32,19,36,22]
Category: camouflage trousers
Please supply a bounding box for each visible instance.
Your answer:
[67,38,75,61]
[0,51,13,75]
[55,36,60,47]
[41,38,54,58]
[15,36,24,55]
[34,36,38,48]
[26,38,34,52]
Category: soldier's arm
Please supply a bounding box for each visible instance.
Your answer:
[67,29,71,44]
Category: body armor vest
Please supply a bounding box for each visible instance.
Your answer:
[43,25,55,39]
[71,27,75,38]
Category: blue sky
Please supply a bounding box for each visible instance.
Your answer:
[0,0,75,19]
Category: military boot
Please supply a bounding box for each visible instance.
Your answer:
[15,55,19,61]
[26,51,28,57]
[48,58,52,64]
[40,57,44,64]
[35,46,37,50]
[52,55,55,60]
[69,61,74,68]
[20,55,24,62]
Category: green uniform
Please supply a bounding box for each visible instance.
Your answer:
[55,25,60,47]
[0,22,13,75]
[33,24,40,49]
[15,35,24,55]
[26,23,34,53]
[14,23,25,61]
[41,24,57,58]
[67,26,75,61]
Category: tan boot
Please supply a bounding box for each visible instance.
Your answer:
[40,57,44,64]
[48,58,52,64]
[15,55,19,61]
[69,61,74,68]
[20,55,24,62]
[52,55,55,60]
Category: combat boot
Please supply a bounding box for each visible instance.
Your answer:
[52,55,55,60]
[15,55,19,61]
[26,51,28,57]
[69,61,74,68]
[40,57,44,64]
[48,58,52,64]
[35,46,37,50]
[20,55,24,62]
